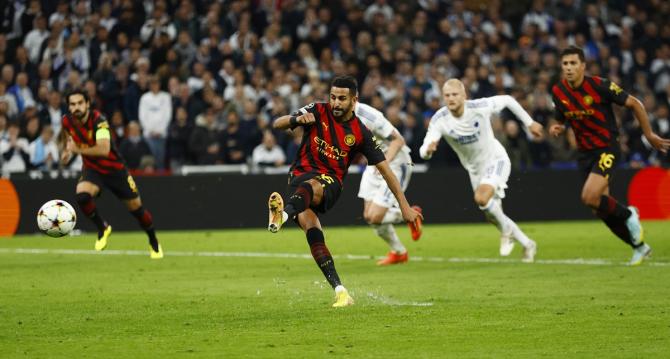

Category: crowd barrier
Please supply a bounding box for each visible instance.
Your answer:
[1,167,668,235]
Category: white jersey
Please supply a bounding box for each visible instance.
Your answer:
[355,102,411,166]
[420,95,533,173]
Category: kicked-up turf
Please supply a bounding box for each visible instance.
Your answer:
[0,220,669,358]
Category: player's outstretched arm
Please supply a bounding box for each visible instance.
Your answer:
[273,113,316,130]
[384,129,405,162]
[419,121,442,160]
[496,95,544,139]
[626,95,670,153]
[375,160,423,223]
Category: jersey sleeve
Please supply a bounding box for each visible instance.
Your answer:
[357,103,394,139]
[597,77,629,106]
[359,123,386,165]
[94,115,111,141]
[419,113,444,160]
[489,95,534,126]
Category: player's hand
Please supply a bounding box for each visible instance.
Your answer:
[645,132,670,154]
[66,137,80,154]
[401,204,423,223]
[528,121,544,140]
[549,124,565,137]
[426,141,438,156]
[60,149,72,164]
[297,113,316,125]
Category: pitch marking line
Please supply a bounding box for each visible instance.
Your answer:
[0,247,667,267]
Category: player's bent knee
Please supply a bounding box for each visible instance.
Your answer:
[580,191,599,208]
[474,193,490,207]
[75,192,93,207]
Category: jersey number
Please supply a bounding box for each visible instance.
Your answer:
[598,153,615,172]
[127,175,138,193]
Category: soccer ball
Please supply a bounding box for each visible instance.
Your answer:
[37,200,77,237]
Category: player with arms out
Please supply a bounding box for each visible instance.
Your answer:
[420,79,544,262]
[59,89,163,259]
[550,46,670,265]
[267,76,423,307]
[356,102,421,265]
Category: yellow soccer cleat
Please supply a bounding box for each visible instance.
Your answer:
[150,244,164,259]
[268,192,285,233]
[95,225,112,251]
[332,288,354,308]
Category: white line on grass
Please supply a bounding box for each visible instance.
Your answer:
[0,247,667,267]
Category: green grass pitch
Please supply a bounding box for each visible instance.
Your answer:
[1,221,669,358]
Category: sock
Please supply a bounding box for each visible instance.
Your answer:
[596,212,635,247]
[374,224,406,253]
[130,207,159,252]
[284,182,314,220]
[306,227,341,288]
[381,207,403,224]
[75,192,106,237]
[507,221,532,247]
[479,198,511,233]
[596,195,635,247]
[598,195,632,220]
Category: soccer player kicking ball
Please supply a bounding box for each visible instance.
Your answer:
[267,76,423,307]
[355,102,422,265]
[551,46,670,265]
[60,90,163,259]
[420,79,544,262]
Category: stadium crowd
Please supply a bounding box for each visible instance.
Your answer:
[1,0,670,175]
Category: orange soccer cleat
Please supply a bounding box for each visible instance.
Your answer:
[407,205,423,241]
[376,251,409,266]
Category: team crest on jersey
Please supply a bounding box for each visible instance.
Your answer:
[609,82,623,95]
[344,134,356,146]
[583,95,593,106]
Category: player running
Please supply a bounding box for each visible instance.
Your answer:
[267,76,422,307]
[60,89,163,259]
[550,46,670,265]
[356,102,421,266]
[420,79,544,262]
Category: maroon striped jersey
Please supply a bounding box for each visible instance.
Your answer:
[551,76,629,151]
[62,110,126,174]
[289,102,385,184]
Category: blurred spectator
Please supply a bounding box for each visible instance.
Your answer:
[189,110,220,165]
[500,120,532,170]
[28,124,58,170]
[167,107,193,170]
[23,15,49,64]
[138,76,171,169]
[219,111,247,164]
[38,91,64,135]
[119,121,154,171]
[0,122,29,173]
[8,72,35,113]
[252,130,285,167]
[0,81,19,119]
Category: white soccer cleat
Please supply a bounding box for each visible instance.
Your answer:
[499,220,514,256]
[626,206,644,245]
[629,243,652,266]
[499,232,515,256]
[522,240,537,263]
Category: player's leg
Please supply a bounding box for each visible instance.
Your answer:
[297,209,353,307]
[359,167,408,265]
[364,201,408,266]
[74,172,111,250]
[268,176,325,233]
[581,173,650,264]
[123,196,162,259]
[474,159,535,260]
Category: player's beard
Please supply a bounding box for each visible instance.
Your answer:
[73,109,88,121]
[332,103,352,121]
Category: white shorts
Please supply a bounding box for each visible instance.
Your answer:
[357,161,412,208]
[468,156,511,199]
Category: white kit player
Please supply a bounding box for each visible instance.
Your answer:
[420,79,544,262]
[356,102,423,266]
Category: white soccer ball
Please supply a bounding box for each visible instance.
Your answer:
[37,200,77,237]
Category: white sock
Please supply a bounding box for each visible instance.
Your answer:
[381,207,403,224]
[480,198,510,232]
[374,223,406,253]
[508,220,532,247]
[335,285,346,294]
[480,198,532,247]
